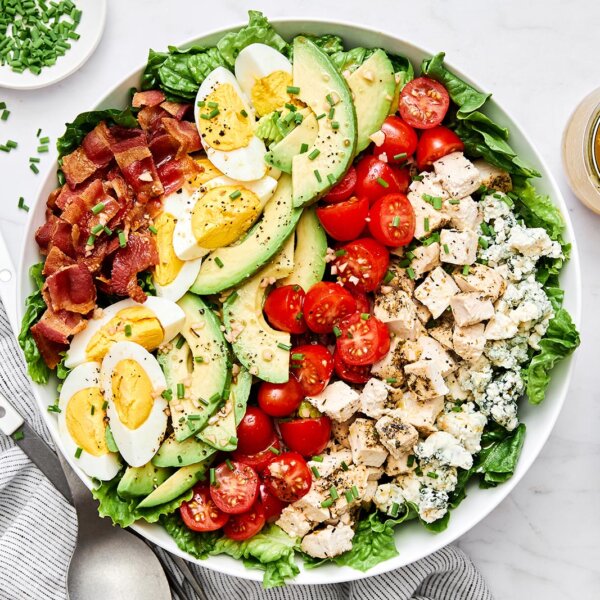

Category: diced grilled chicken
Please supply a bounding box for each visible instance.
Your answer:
[348,418,389,467]
[453,263,506,302]
[433,152,481,199]
[453,323,486,362]
[375,414,418,459]
[414,266,460,319]
[300,524,355,559]
[439,229,479,265]
[473,159,512,193]
[450,292,495,326]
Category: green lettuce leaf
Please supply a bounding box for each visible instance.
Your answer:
[330,47,373,73]
[511,179,565,240]
[388,52,415,90]
[18,262,50,384]
[301,34,344,55]
[217,10,288,67]
[92,474,193,528]
[475,423,526,486]
[161,513,220,560]
[525,309,580,405]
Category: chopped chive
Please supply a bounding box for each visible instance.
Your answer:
[393,152,407,161]
[424,217,430,232]
[462,265,470,275]
[207,101,219,108]
[284,103,297,112]
[376,177,389,188]
[480,222,492,236]
[341,461,349,471]
[209,468,216,486]
[161,389,173,401]
[1,110,9,121]
[12,429,24,441]
[407,454,415,467]
[433,197,442,210]
[308,148,320,160]
[91,224,104,235]
[225,459,234,471]
[0,103,5,110]
[333,325,342,338]
[360,313,370,320]
[37,145,48,153]
[314,169,322,183]
[311,466,320,478]
[102,401,109,410]
[229,436,238,445]
[36,128,41,137]
[321,498,334,508]
[198,397,208,406]
[148,225,158,234]
[443,243,450,254]
[412,174,424,182]
[351,485,359,499]
[0,145,11,153]
[74,447,83,459]
[312,455,324,462]
[386,377,397,384]
[240,108,248,117]
[277,342,292,351]
[294,112,304,124]
[316,113,326,120]
[47,404,61,413]
[118,231,127,247]
[177,383,185,399]
[291,353,305,360]
[390,501,400,517]
[124,324,132,337]
[197,101,205,107]
[39,136,50,144]
[6,140,17,149]
[214,257,224,268]
[478,237,489,249]
[383,269,394,284]
[91,202,105,214]
[228,291,238,303]
[326,93,336,106]
[335,249,347,256]
[448,198,461,205]
[90,405,95,416]
[86,235,96,246]
[287,86,300,94]
[177,455,182,464]
[175,336,185,349]
[229,190,241,199]
[392,215,400,227]
[331,121,340,130]
[268,446,280,455]
[329,486,339,500]
[407,267,416,280]
[209,393,221,403]
[427,471,439,479]
[104,226,113,236]
[328,107,335,119]
[300,143,309,153]
[295,311,303,321]
[29,157,40,163]
[327,173,336,185]
[187,414,201,420]
[30,164,39,174]
[194,356,204,363]
[17,197,29,212]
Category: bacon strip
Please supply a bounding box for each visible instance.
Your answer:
[31,309,85,346]
[30,328,68,370]
[160,101,191,120]
[35,215,76,258]
[81,122,114,168]
[44,263,96,314]
[162,118,201,157]
[42,247,75,277]
[158,155,201,196]
[61,147,98,188]
[132,90,166,108]
[137,105,170,132]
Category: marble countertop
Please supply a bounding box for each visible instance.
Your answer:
[1,0,598,597]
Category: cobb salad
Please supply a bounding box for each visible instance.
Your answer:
[20,11,580,587]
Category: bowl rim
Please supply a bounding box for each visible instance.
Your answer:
[17,16,582,585]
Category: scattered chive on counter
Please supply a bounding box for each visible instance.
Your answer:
[0,0,83,75]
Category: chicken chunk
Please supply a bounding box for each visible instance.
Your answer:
[404,360,449,400]
[374,288,422,339]
[439,229,479,265]
[428,313,454,350]
[308,381,360,422]
[453,263,506,302]
[359,378,390,419]
[384,451,416,477]
[380,260,415,294]
[484,311,519,340]
[348,418,389,467]
[300,524,355,559]
[473,160,512,193]
[375,414,418,459]
[371,336,405,386]
[308,450,353,479]
[293,489,331,523]
[400,335,456,376]
[414,266,460,319]
[276,506,313,538]
[433,152,481,199]
[453,323,486,362]
[389,393,445,435]
[330,418,354,449]
[413,299,432,324]
[410,242,441,278]
[408,171,449,199]
[408,192,449,239]
[450,292,495,326]
[441,195,482,231]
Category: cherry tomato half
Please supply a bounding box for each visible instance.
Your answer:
[368,193,416,247]
[233,435,281,472]
[223,502,266,541]
[259,483,287,523]
[350,289,371,314]
[333,238,390,292]
[377,116,418,162]
[180,485,230,532]
[263,285,307,334]
[236,407,275,456]
[390,166,411,193]
[336,312,391,366]
[333,349,371,384]
[416,126,465,171]
[210,461,259,515]
[316,195,368,241]
[258,376,305,418]
[355,156,404,205]
[289,344,334,396]
[279,416,332,457]
[303,282,357,334]
[322,166,357,204]
[399,77,450,129]
[263,452,312,503]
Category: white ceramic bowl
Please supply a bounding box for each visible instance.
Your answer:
[17,18,581,585]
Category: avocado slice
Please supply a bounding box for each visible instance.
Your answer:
[152,433,216,468]
[265,109,319,174]
[159,294,229,441]
[290,37,357,208]
[197,368,252,451]
[191,175,302,295]
[223,235,295,383]
[137,461,210,509]
[346,50,396,152]
[280,207,327,291]
[117,463,173,499]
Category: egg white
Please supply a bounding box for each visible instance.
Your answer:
[58,362,121,480]
[172,174,278,261]
[100,341,168,467]
[194,67,267,182]
[66,296,185,369]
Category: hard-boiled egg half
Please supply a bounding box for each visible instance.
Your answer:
[100,341,168,467]
[172,174,278,260]
[195,67,267,181]
[65,296,185,369]
[58,362,121,480]
[234,43,293,118]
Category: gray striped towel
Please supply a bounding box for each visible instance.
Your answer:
[0,301,493,600]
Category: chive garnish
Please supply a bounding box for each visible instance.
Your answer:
[390,501,400,517]
[392,215,400,227]
[75,447,82,459]
[6,140,17,148]
[300,143,309,153]
[351,485,359,499]
[175,336,185,349]
[287,86,300,94]
[177,383,185,399]
[427,471,439,479]
[209,468,216,486]
[311,466,320,478]
[383,269,394,284]
[86,235,95,246]
[37,145,48,153]
[308,148,320,160]
[376,177,389,188]
[268,446,280,455]
[91,202,105,214]
[124,324,132,337]
[277,342,291,351]
[386,378,397,384]
[90,405,95,416]
[214,257,224,268]
[407,267,416,280]
[194,356,204,363]
[1,110,9,121]
[118,231,127,248]
[333,325,342,338]
[229,190,241,199]
[39,136,49,144]
[316,113,326,120]
[448,198,461,205]
[462,265,470,275]
[443,243,450,254]
[226,459,234,471]
[321,498,334,508]
[335,249,347,256]
[229,436,238,445]
[312,455,324,462]
[345,491,354,503]
[327,173,336,185]
[361,313,370,320]
[330,486,339,500]
[161,389,173,400]
[207,101,219,108]
[478,237,489,249]
[30,164,39,174]
[328,107,335,119]
[314,169,322,183]
[17,197,29,212]
[197,101,206,107]
[424,217,430,232]
[47,404,61,413]
[148,225,158,234]
[407,455,415,467]
[102,401,109,410]
[393,152,407,161]
[91,224,104,235]
[341,461,349,471]
[331,121,340,130]
[291,353,305,360]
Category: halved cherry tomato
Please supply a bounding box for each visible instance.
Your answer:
[322,166,357,204]
[355,156,404,205]
[233,435,281,472]
[332,238,389,292]
[316,195,368,241]
[279,416,331,456]
[368,193,415,247]
[350,289,371,314]
[337,312,390,366]
[259,483,287,523]
[376,116,418,162]
[236,407,275,456]
[263,452,312,503]
[399,77,450,129]
[258,376,305,417]
[210,461,259,515]
[333,349,371,384]
[263,285,307,334]
[303,282,357,334]
[390,166,411,193]
[223,502,266,541]
[180,485,230,532]
[290,344,334,396]
[416,125,465,171]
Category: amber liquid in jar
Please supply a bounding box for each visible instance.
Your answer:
[592,115,600,182]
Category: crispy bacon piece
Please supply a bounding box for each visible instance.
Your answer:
[35,214,76,258]
[110,233,158,302]
[42,247,75,276]
[137,105,170,132]
[132,90,166,108]
[61,147,98,188]
[81,122,114,168]
[30,328,68,370]
[158,155,201,196]
[148,131,180,167]
[44,263,96,314]
[160,101,191,120]
[162,118,201,157]
[31,308,85,345]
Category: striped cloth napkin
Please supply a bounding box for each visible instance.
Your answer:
[0,302,492,600]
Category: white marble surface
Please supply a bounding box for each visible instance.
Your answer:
[1,0,599,597]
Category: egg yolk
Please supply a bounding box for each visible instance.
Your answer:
[251,70,293,117]
[86,307,164,362]
[197,84,254,152]
[154,212,184,286]
[191,185,261,249]
[111,359,154,430]
[190,155,223,186]
[66,388,109,457]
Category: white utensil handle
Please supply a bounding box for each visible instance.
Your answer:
[0,392,24,436]
[0,231,19,335]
